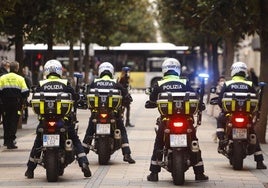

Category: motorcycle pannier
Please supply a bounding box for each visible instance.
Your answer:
[87,89,122,109]
[157,92,199,115]
[31,92,73,115]
[222,92,258,113]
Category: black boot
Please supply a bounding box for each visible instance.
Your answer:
[123,154,136,164]
[81,163,91,177]
[25,168,34,179]
[147,172,158,182]
[125,121,135,127]
[257,161,267,169]
[195,173,209,181]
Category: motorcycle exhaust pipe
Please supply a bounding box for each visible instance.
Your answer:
[114,129,121,139]
[191,140,200,152]
[65,139,73,151]
[249,134,257,145]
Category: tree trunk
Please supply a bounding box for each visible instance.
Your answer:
[69,41,74,79]
[83,42,90,84]
[255,0,268,143]
[212,40,219,84]
[15,34,24,72]
[223,36,235,79]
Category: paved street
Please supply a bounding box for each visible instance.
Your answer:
[0,92,268,187]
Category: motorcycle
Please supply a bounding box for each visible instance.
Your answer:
[145,74,208,185]
[31,92,75,182]
[210,82,266,170]
[85,88,122,165]
[29,73,83,182]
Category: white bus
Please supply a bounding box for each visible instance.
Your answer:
[23,42,198,88]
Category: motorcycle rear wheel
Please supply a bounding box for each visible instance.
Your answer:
[171,150,185,185]
[232,141,244,170]
[97,137,111,165]
[45,149,59,182]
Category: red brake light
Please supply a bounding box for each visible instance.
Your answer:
[100,113,108,118]
[46,121,56,133]
[232,113,249,128]
[168,115,188,133]
[48,121,56,127]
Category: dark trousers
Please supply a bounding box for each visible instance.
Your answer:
[149,118,205,174]
[83,115,131,155]
[2,102,20,146]
[27,120,88,170]
[125,105,131,124]
[216,112,264,162]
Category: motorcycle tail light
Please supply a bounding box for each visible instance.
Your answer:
[232,112,249,128]
[47,121,57,133]
[99,113,108,123]
[168,115,188,133]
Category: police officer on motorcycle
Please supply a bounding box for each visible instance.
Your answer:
[25,59,91,178]
[217,61,267,169]
[82,62,135,164]
[146,58,209,182]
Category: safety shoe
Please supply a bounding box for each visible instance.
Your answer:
[147,172,158,182]
[125,123,135,127]
[81,163,91,177]
[7,144,18,149]
[195,173,209,181]
[217,140,225,153]
[25,169,34,179]
[123,154,136,164]
[257,161,267,169]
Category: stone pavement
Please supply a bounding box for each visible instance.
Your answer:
[0,92,267,187]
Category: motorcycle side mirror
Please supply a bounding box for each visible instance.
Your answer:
[210,87,216,93]
[258,82,267,87]
[73,72,83,79]
[145,87,152,95]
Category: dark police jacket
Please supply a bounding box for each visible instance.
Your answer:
[37,75,75,99]
[218,75,256,108]
[149,74,195,103]
[89,75,132,106]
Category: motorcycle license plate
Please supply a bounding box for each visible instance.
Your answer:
[170,134,187,147]
[232,128,247,139]
[43,134,60,147]
[96,124,110,134]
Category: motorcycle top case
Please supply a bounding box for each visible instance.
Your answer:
[157,92,199,115]
[87,88,122,110]
[31,92,73,115]
[221,92,258,113]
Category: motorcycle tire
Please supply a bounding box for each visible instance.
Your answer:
[171,150,185,185]
[45,149,59,182]
[232,141,244,170]
[97,137,111,165]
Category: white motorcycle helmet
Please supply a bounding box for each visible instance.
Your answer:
[162,58,181,76]
[231,61,247,77]
[98,62,114,77]
[44,59,63,77]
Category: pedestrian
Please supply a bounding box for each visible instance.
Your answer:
[25,59,91,179]
[146,58,208,182]
[0,60,10,125]
[0,60,29,149]
[217,61,266,169]
[21,66,32,124]
[247,67,259,87]
[117,66,134,127]
[82,62,136,164]
[211,76,225,143]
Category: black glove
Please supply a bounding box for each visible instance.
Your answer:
[145,100,157,108]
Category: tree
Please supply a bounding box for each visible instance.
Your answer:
[256,0,268,143]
